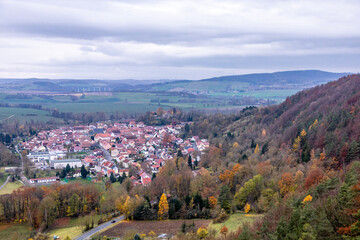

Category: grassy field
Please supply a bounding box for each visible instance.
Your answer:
[0,88,300,123]
[208,213,262,235]
[47,215,106,240]
[47,218,83,240]
[0,107,62,123]
[0,180,24,195]
[100,219,212,238]
[208,89,299,99]
[0,222,33,240]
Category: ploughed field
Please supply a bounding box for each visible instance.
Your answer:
[100,219,211,237]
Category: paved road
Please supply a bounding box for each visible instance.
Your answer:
[0,176,10,190]
[75,215,124,240]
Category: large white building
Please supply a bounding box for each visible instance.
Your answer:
[50,159,82,169]
[27,152,50,162]
[28,151,66,162]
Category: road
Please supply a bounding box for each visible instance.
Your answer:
[99,145,112,161]
[75,215,124,240]
[0,176,10,190]
[0,114,14,122]
[15,145,30,186]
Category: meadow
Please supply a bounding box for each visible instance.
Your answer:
[0,88,298,123]
[0,180,24,195]
[0,107,62,123]
[207,213,262,235]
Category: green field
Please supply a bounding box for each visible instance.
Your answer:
[0,107,63,123]
[47,214,106,240]
[144,80,251,92]
[0,180,24,195]
[209,89,299,99]
[208,213,262,235]
[0,88,300,123]
[0,222,33,240]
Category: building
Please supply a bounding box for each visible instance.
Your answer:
[29,176,60,184]
[50,159,82,169]
[27,152,50,162]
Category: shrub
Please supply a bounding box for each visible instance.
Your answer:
[213,209,228,224]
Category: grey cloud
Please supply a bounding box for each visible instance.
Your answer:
[0,0,359,79]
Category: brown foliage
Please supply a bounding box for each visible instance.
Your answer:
[304,168,324,189]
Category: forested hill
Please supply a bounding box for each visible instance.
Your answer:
[192,73,360,166]
[202,70,347,85]
[262,73,360,162]
[133,70,348,92]
[185,74,360,238]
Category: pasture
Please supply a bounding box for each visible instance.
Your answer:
[0,180,24,195]
[208,213,263,235]
[0,107,62,123]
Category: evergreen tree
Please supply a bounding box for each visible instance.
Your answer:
[177,149,183,158]
[110,173,116,183]
[219,185,232,214]
[4,134,11,144]
[184,123,190,134]
[81,165,88,178]
[65,164,71,173]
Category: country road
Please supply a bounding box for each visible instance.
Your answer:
[15,145,30,186]
[0,176,10,190]
[74,215,124,240]
[0,114,14,122]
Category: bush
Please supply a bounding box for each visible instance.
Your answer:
[197,227,208,239]
[213,209,229,224]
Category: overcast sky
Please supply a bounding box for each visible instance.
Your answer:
[0,0,359,80]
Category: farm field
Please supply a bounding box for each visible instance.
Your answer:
[0,180,24,195]
[0,222,33,240]
[100,219,212,238]
[0,107,62,123]
[208,213,263,235]
[0,88,300,123]
[208,89,299,99]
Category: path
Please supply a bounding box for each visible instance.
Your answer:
[0,114,14,122]
[75,215,124,240]
[0,176,10,190]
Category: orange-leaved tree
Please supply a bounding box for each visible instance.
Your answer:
[220,225,228,237]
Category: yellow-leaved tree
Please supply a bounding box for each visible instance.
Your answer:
[302,195,313,204]
[254,144,260,154]
[292,136,301,152]
[158,193,169,220]
[197,227,208,239]
[244,203,251,213]
[300,129,307,138]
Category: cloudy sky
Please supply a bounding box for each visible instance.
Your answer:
[0,0,359,80]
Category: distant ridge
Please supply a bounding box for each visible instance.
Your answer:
[0,70,351,93]
[201,70,350,85]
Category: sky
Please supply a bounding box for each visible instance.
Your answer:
[0,0,359,80]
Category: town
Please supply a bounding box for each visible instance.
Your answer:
[20,120,209,186]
